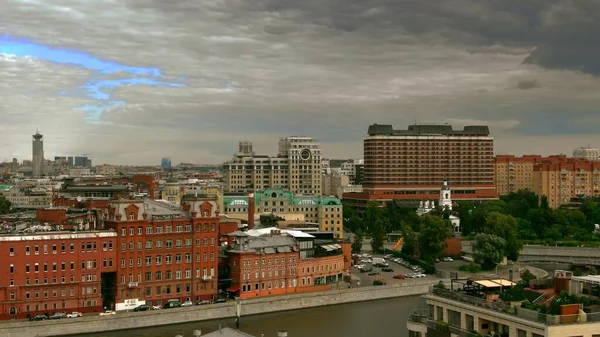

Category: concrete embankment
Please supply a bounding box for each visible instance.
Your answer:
[2,279,441,337]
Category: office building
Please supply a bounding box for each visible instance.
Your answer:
[344,124,497,208]
[161,157,172,169]
[32,131,44,177]
[223,137,322,195]
[322,172,349,198]
[573,145,600,161]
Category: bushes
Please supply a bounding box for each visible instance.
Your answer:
[387,249,436,274]
[500,284,526,302]
[458,263,482,273]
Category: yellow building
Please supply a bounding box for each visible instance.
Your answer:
[494,155,543,196]
[160,178,182,204]
[223,189,344,239]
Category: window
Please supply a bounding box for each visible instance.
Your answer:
[166,240,172,249]
[138,227,142,235]
[176,270,182,279]
[166,255,172,265]
[26,264,30,273]
[121,228,126,236]
[129,227,134,236]
[34,245,39,255]
[155,271,162,281]
[146,241,153,250]
[9,264,14,273]
[44,244,48,254]
[203,253,207,262]
[156,240,162,249]
[9,246,14,256]
[61,243,66,253]
[176,239,182,248]
[146,226,152,234]
[176,225,182,232]
[70,244,74,253]
[185,253,191,263]
[25,245,30,255]
[185,269,191,278]
[186,239,192,248]
[10,292,15,300]
[156,256,162,265]
[210,238,215,246]
[52,244,57,254]
[203,238,208,247]
[145,272,152,281]
[146,256,152,266]
[210,253,214,261]
[176,254,182,264]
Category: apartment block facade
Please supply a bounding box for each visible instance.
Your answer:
[344,124,497,208]
[494,155,544,196]
[0,232,117,320]
[534,159,600,209]
[223,137,322,195]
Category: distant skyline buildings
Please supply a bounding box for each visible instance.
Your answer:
[31,131,44,177]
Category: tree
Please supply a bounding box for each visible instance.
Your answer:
[351,229,364,254]
[473,233,506,270]
[484,212,522,261]
[520,269,537,287]
[0,197,10,215]
[370,218,386,253]
[417,215,452,261]
[401,224,416,255]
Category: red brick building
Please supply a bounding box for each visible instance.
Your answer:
[104,194,220,310]
[344,124,498,209]
[0,231,117,320]
[227,229,345,299]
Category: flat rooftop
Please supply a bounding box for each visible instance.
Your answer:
[368,124,490,136]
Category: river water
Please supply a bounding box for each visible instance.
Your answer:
[69,295,425,337]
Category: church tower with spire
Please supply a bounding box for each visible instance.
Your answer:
[439,180,452,210]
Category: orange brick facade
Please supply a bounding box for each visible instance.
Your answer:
[0,232,117,320]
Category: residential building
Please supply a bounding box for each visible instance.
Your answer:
[223,189,344,239]
[96,165,117,176]
[0,231,117,320]
[68,168,93,177]
[322,172,349,197]
[494,155,543,195]
[104,194,220,310]
[32,131,44,177]
[573,145,600,161]
[344,124,497,209]
[534,158,600,208]
[226,228,345,299]
[340,159,363,185]
[408,274,600,337]
[223,137,322,195]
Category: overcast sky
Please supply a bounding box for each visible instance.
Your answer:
[1,0,599,165]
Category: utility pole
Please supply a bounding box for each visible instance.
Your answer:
[235,297,241,329]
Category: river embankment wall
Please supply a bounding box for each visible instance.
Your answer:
[1,278,442,337]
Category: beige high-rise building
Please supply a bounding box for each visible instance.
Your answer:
[223,137,322,195]
[534,158,600,208]
[322,173,349,198]
[494,155,543,196]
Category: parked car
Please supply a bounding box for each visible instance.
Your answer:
[99,310,116,316]
[373,280,386,286]
[393,274,405,279]
[382,267,394,272]
[196,300,211,305]
[442,257,453,262]
[49,312,66,319]
[66,312,82,318]
[213,298,227,304]
[384,254,393,259]
[182,301,194,307]
[163,301,182,309]
[360,267,373,273]
[133,305,150,312]
[151,305,162,310]
[31,314,48,321]
[368,272,380,276]
[415,273,426,278]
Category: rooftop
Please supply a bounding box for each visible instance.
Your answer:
[367,124,490,136]
[202,327,256,337]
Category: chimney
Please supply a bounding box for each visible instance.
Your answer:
[278,331,288,337]
[248,193,255,230]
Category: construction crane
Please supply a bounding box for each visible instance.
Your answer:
[392,237,404,251]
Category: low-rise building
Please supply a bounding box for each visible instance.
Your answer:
[0,231,117,320]
[226,227,345,299]
[4,188,52,209]
[224,189,344,239]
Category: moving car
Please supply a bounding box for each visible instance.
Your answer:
[182,301,194,307]
[392,274,405,279]
[49,312,66,319]
[196,300,211,305]
[442,257,453,262]
[213,298,227,304]
[381,267,394,272]
[163,301,182,309]
[66,312,82,318]
[99,310,116,316]
[151,305,162,310]
[133,305,150,312]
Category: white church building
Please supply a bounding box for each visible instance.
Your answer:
[416,181,461,233]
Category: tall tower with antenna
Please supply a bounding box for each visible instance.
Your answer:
[32,130,45,176]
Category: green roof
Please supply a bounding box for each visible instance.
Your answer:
[224,189,341,208]
[0,185,11,190]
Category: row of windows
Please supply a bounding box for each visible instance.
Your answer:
[7,273,98,287]
[120,223,216,236]
[11,259,111,274]
[120,252,214,268]
[120,267,215,283]
[239,256,296,267]
[8,241,113,256]
[241,279,297,292]
[120,237,216,252]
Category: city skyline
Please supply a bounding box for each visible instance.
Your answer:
[2,0,600,165]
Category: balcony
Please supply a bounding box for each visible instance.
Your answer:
[127,282,139,288]
[202,275,212,281]
[428,287,600,326]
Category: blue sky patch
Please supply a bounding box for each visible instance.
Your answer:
[0,35,185,123]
